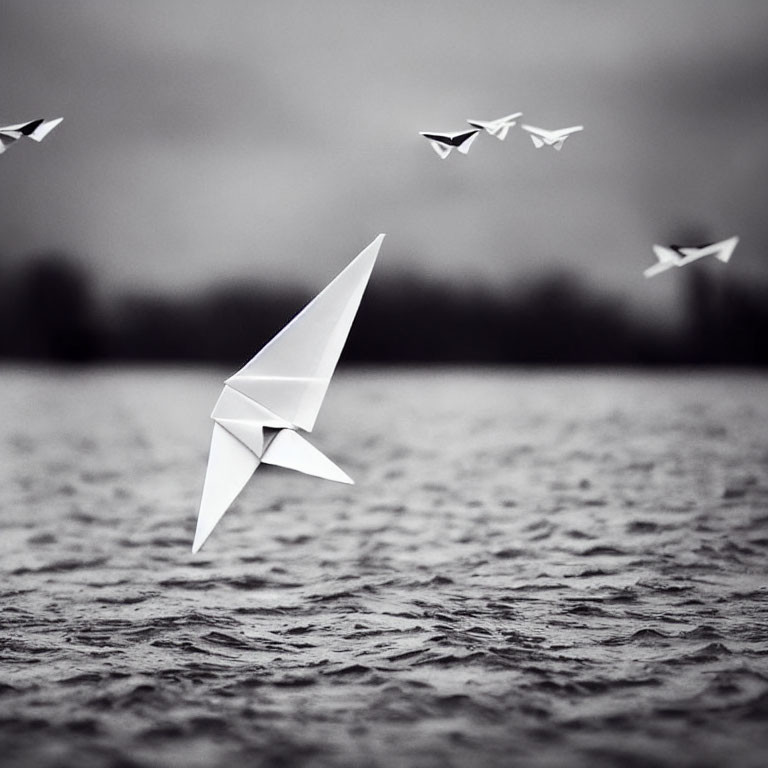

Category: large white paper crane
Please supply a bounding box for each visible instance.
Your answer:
[520,123,583,150]
[643,236,738,278]
[0,117,63,155]
[192,234,385,553]
[466,112,523,141]
[419,129,480,159]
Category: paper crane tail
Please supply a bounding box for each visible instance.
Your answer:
[192,423,260,553]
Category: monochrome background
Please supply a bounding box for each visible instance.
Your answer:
[0,3,767,767]
[2,0,768,363]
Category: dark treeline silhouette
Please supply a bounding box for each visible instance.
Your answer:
[0,253,104,363]
[0,250,766,366]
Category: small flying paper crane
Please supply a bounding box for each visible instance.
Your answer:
[419,129,481,159]
[643,236,738,278]
[466,112,523,141]
[192,234,385,553]
[0,117,63,155]
[520,123,583,150]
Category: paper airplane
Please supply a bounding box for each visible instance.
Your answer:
[643,236,739,278]
[520,124,583,150]
[0,117,63,155]
[419,129,480,159]
[192,234,384,553]
[466,112,523,141]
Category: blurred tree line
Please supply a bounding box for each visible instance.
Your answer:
[0,250,766,366]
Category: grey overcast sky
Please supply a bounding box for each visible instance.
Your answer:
[2,0,768,318]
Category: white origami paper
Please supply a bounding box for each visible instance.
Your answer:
[192,234,385,553]
[0,117,63,155]
[419,129,480,159]
[466,112,523,141]
[643,236,738,278]
[520,124,583,150]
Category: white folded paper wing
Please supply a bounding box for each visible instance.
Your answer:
[29,117,64,141]
[0,117,62,155]
[261,430,352,483]
[678,236,738,264]
[226,235,383,430]
[192,234,384,552]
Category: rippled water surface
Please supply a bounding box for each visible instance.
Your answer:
[0,368,767,767]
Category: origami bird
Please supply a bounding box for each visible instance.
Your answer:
[192,234,384,552]
[419,129,481,159]
[643,236,738,278]
[520,123,583,151]
[0,117,63,155]
[466,112,523,141]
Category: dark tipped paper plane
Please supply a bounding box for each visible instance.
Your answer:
[0,117,63,155]
[419,129,480,159]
